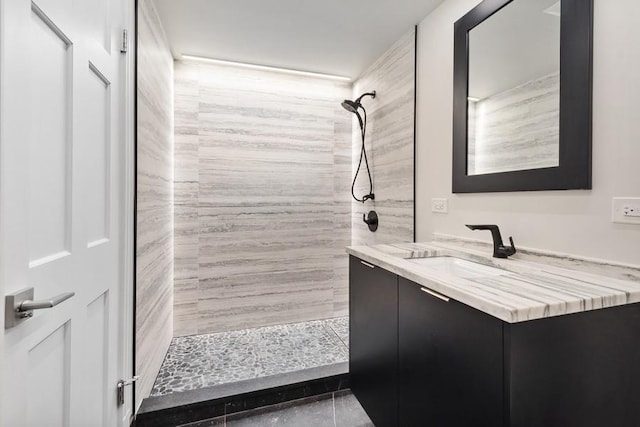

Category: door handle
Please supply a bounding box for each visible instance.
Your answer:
[5,287,75,329]
[18,292,75,312]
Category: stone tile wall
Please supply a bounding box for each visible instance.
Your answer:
[136,0,175,407]
[351,28,416,246]
[173,61,352,336]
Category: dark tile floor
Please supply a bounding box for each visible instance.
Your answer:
[179,390,373,427]
[152,317,350,396]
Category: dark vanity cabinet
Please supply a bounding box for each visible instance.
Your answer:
[349,256,399,427]
[398,277,503,426]
[349,256,501,427]
[349,256,640,427]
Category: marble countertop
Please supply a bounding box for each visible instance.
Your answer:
[346,242,640,323]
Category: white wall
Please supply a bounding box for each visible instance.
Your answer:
[416,0,640,266]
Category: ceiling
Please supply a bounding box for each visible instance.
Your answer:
[152,0,445,80]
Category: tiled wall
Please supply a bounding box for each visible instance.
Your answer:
[173,61,352,336]
[136,0,174,407]
[468,72,560,175]
[351,28,416,245]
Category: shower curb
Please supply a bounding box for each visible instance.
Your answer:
[134,362,349,427]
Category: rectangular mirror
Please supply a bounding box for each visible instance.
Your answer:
[453,0,593,193]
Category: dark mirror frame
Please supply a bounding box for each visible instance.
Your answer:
[453,0,593,193]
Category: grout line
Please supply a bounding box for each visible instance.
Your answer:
[333,328,348,350]
[323,318,349,350]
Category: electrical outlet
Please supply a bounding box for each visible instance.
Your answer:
[612,198,640,224]
[432,198,448,214]
[623,205,640,217]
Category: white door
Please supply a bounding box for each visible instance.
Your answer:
[0,0,132,426]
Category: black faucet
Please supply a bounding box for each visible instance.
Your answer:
[465,225,516,259]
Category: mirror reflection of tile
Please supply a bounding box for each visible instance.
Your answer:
[468,72,560,175]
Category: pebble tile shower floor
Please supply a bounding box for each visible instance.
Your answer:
[151,317,349,396]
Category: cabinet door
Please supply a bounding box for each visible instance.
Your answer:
[349,256,398,427]
[507,303,640,427]
[398,278,503,427]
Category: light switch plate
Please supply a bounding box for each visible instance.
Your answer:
[612,197,640,224]
[432,198,448,214]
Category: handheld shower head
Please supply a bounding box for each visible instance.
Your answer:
[341,100,360,113]
[341,91,377,205]
[340,91,376,114]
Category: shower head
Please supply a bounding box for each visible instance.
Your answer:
[341,100,360,113]
[341,91,376,114]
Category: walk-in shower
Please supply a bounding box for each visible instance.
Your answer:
[134,0,418,419]
[137,35,356,411]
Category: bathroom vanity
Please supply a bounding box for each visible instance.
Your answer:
[348,242,640,427]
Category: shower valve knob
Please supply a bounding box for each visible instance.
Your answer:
[363,211,378,232]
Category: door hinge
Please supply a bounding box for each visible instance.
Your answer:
[116,376,139,406]
[120,29,128,54]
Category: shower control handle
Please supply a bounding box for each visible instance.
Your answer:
[363,211,378,232]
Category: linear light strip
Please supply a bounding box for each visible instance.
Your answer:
[181,54,352,82]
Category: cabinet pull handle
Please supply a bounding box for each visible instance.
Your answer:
[420,287,450,302]
[360,260,376,269]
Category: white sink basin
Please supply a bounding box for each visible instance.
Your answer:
[407,256,507,279]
